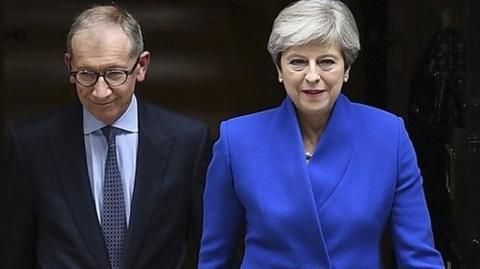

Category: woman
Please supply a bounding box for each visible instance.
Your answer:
[199,0,445,268]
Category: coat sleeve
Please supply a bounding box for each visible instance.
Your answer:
[1,127,37,268]
[186,123,212,268]
[198,121,245,269]
[390,118,445,268]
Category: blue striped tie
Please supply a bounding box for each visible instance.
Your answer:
[101,126,126,269]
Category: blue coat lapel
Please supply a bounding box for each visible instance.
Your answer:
[307,94,357,210]
[262,96,335,265]
[264,94,356,265]
[272,94,356,211]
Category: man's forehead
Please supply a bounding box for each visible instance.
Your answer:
[69,29,134,68]
[72,25,130,46]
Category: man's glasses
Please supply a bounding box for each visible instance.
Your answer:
[70,57,140,87]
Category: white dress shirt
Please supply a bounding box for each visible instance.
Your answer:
[83,95,138,226]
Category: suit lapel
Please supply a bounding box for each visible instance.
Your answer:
[267,95,356,265]
[124,101,173,268]
[50,104,110,268]
[267,98,332,266]
[307,94,357,210]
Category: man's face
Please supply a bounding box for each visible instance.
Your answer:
[65,25,149,125]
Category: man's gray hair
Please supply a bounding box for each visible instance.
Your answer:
[66,4,144,58]
[267,0,360,68]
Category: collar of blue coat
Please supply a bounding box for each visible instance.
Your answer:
[213,93,358,265]
[276,93,357,208]
[279,93,356,164]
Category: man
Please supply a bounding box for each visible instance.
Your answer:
[1,4,210,269]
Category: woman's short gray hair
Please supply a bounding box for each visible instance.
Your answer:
[267,0,360,68]
[66,4,144,58]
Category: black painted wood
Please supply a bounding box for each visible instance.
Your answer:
[1,0,5,168]
[461,0,480,267]
[362,0,389,109]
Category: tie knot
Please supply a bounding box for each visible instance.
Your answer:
[102,126,118,143]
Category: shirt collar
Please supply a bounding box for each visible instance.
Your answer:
[83,94,139,134]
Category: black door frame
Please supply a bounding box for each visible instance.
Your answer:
[461,0,480,267]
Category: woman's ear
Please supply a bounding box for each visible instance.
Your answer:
[276,64,283,83]
[344,66,351,82]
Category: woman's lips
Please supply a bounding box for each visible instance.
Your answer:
[302,89,326,95]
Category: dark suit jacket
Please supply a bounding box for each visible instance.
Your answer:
[1,98,210,269]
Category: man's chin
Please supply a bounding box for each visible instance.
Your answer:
[92,110,119,125]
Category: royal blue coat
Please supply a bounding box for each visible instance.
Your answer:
[199,94,444,268]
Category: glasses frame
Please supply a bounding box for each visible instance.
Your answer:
[69,56,140,87]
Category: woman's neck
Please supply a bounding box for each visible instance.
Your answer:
[298,111,330,154]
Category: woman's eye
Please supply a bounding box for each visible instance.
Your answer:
[290,59,306,66]
[319,59,335,65]
[318,59,336,70]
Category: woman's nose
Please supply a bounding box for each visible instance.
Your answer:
[305,64,321,83]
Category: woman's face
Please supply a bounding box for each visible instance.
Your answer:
[278,41,348,118]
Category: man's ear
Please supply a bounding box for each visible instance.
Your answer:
[135,51,151,82]
[64,53,75,84]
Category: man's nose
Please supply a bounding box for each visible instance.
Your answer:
[91,76,111,98]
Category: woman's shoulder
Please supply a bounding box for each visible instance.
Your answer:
[347,99,402,127]
[350,100,397,120]
[223,106,278,129]
[345,98,406,141]
[215,106,281,146]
